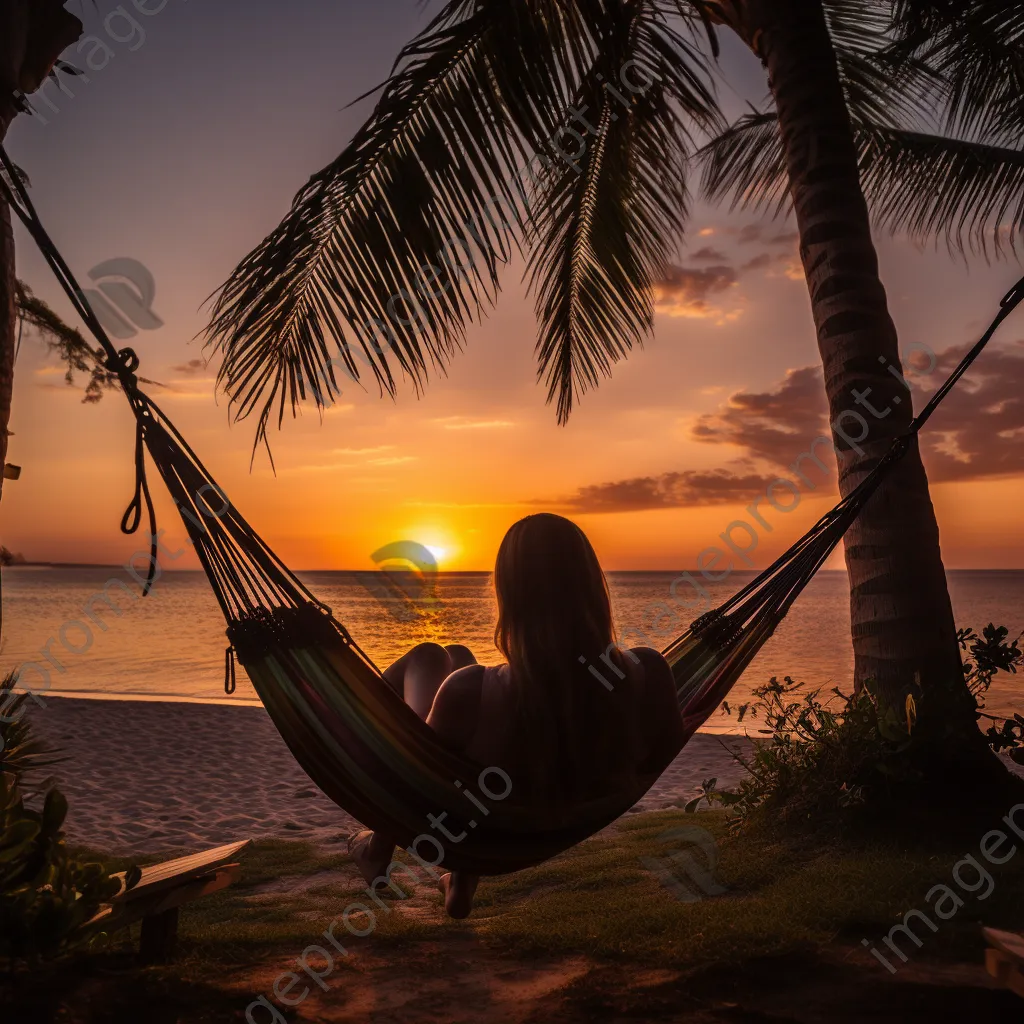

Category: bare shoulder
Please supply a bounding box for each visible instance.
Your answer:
[629,647,674,690]
[426,664,486,751]
[628,647,685,767]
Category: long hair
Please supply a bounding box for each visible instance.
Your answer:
[493,514,640,804]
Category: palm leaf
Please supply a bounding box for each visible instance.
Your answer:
[206,0,612,452]
[700,113,1024,258]
[699,110,787,214]
[890,1,1024,140]
[528,1,718,422]
[858,124,1024,257]
[0,674,64,794]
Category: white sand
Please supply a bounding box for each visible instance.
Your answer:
[26,697,753,857]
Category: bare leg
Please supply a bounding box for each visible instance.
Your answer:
[353,642,478,886]
[439,871,480,919]
[444,643,477,672]
[382,641,477,718]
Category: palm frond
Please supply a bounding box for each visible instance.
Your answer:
[858,124,1024,257]
[0,673,64,794]
[528,2,719,422]
[700,109,1024,258]
[206,0,610,451]
[889,1,1024,141]
[699,0,941,214]
[698,110,787,212]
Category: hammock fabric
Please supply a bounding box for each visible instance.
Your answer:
[4,149,1023,875]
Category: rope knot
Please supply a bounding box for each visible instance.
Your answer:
[104,347,141,387]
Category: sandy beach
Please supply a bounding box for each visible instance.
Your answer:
[25,696,753,857]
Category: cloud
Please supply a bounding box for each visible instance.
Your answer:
[691,366,830,471]
[916,342,1024,482]
[331,445,417,466]
[368,456,417,466]
[652,264,741,322]
[560,466,780,512]
[331,446,394,456]
[690,245,728,262]
[736,225,799,246]
[552,367,831,512]
[432,417,516,430]
[693,346,1024,485]
[549,341,1024,514]
[740,253,773,272]
[172,358,207,375]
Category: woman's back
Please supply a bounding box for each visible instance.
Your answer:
[433,646,684,805]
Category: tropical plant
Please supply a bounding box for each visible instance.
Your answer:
[0,672,128,965]
[206,1,1016,753]
[0,776,122,964]
[706,621,1024,828]
[0,672,63,792]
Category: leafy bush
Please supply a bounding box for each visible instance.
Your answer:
[0,775,122,963]
[698,623,1023,828]
[0,672,63,792]
[0,673,127,965]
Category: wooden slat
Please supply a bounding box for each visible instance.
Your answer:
[986,949,1024,999]
[110,840,250,903]
[91,865,242,933]
[983,927,1024,965]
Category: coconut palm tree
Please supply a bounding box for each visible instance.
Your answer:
[206,0,1020,751]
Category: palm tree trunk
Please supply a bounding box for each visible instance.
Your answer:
[747,0,973,736]
[0,2,81,649]
[0,1,82,495]
[0,1,28,501]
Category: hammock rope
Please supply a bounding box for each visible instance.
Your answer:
[4,146,1023,874]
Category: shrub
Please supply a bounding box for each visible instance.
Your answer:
[0,776,122,963]
[698,623,1023,830]
[0,672,63,792]
[0,673,129,965]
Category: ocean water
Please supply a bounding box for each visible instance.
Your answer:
[1,567,1021,734]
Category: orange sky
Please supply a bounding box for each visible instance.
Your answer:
[3,1,1023,572]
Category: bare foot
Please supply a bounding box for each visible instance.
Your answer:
[438,871,479,919]
[348,830,396,888]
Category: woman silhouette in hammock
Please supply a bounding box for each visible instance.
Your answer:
[350,513,684,918]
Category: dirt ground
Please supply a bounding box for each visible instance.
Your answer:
[6,936,1019,1024]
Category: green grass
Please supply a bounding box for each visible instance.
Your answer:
[364,810,1024,966]
[70,809,1024,975]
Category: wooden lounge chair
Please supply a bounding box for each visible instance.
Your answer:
[983,927,1024,999]
[90,839,250,962]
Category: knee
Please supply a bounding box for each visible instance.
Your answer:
[444,644,477,670]
[407,642,450,674]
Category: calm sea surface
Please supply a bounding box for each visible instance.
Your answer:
[2,568,1021,734]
